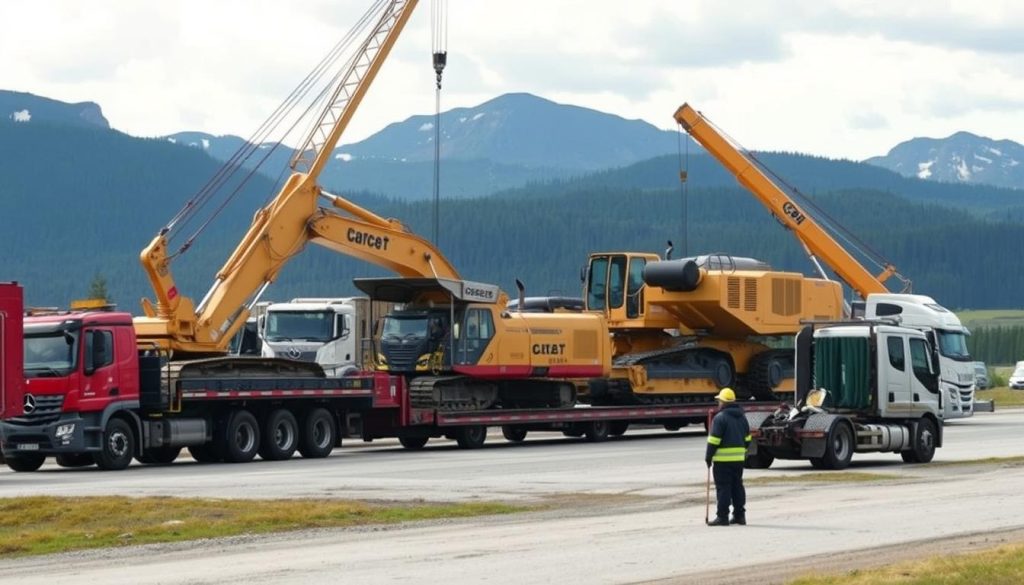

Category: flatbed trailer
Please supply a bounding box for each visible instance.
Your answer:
[356,372,781,450]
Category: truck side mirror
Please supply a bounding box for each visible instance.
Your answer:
[257,315,265,335]
[83,330,106,376]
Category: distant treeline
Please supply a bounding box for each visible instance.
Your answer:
[968,326,1024,366]
[3,121,1024,312]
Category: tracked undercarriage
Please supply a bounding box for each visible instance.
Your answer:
[408,376,577,411]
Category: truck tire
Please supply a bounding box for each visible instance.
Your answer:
[221,409,260,463]
[6,453,45,472]
[259,409,299,461]
[93,417,135,471]
[398,436,429,450]
[136,446,181,465]
[901,418,937,464]
[745,450,775,469]
[502,426,527,442]
[609,421,629,436]
[56,453,96,468]
[562,426,584,438]
[820,421,854,470]
[455,425,487,449]
[584,420,611,443]
[188,443,221,463]
[298,408,336,459]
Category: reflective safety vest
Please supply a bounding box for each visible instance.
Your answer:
[706,404,751,463]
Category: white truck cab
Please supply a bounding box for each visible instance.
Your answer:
[860,294,975,419]
[260,298,369,377]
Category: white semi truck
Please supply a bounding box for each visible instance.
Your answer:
[260,298,380,376]
[746,320,943,470]
[859,294,975,419]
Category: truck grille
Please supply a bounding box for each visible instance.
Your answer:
[384,344,421,371]
[9,394,65,425]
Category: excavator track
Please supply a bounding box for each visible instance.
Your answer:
[409,376,499,411]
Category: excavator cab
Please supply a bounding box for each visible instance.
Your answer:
[584,253,660,325]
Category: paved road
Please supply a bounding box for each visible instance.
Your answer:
[1,410,1023,584]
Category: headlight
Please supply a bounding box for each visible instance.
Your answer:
[55,423,75,438]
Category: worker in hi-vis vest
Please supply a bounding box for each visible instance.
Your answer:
[705,388,751,526]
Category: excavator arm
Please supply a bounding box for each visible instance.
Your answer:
[673,103,906,298]
[136,0,453,355]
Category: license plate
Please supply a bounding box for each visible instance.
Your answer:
[16,443,39,451]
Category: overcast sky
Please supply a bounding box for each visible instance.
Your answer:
[2,0,1022,160]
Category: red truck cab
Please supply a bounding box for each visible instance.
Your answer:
[0,283,25,426]
[0,297,141,471]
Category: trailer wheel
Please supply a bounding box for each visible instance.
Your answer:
[745,450,774,469]
[221,409,260,463]
[609,421,629,437]
[808,457,827,469]
[562,426,584,438]
[56,453,96,468]
[820,421,854,470]
[455,425,487,449]
[584,420,611,443]
[298,408,336,459]
[136,446,181,465]
[188,444,221,463]
[93,417,135,471]
[502,426,527,442]
[399,436,429,450]
[901,418,937,464]
[259,409,299,461]
[6,453,45,472]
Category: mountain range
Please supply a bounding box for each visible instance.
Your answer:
[2,88,1024,312]
[865,131,1024,190]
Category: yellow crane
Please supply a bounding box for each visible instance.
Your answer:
[133,0,464,356]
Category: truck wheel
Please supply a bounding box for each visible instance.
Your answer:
[609,421,629,436]
[6,453,45,472]
[259,409,299,461]
[398,436,429,450]
[809,457,827,469]
[584,420,611,443]
[502,426,527,442]
[188,444,221,463]
[820,421,854,470]
[562,426,584,438]
[745,450,775,469]
[56,453,95,468]
[136,446,181,465]
[901,418,937,464]
[455,425,487,449]
[221,409,260,463]
[298,408,336,459]
[93,418,135,471]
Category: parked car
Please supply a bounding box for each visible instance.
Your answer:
[974,362,990,390]
[1009,365,1024,390]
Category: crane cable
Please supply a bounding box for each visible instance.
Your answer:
[431,0,448,246]
[161,1,388,259]
[676,125,690,258]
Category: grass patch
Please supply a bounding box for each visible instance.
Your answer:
[956,309,1024,328]
[977,387,1024,407]
[788,541,1024,584]
[746,472,902,485]
[0,496,527,558]
[929,455,1024,468]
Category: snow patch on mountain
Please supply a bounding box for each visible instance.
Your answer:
[11,109,30,122]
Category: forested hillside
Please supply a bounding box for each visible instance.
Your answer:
[3,120,1023,310]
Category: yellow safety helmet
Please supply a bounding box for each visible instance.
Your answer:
[714,387,736,403]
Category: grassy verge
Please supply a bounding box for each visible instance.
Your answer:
[977,387,1024,407]
[929,455,1024,468]
[746,472,902,485]
[788,541,1024,584]
[0,496,527,558]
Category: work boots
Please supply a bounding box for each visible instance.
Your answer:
[707,516,729,526]
[730,515,746,526]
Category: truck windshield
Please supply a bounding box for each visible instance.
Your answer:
[936,330,970,361]
[381,316,428,339]
[264,311,333,342]
[24,330,79,376]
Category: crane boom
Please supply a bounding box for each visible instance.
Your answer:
[673,103,906,298]
[135,0,458,355]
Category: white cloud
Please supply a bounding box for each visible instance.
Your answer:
[0,0,1021,159]
[11,109,31,122]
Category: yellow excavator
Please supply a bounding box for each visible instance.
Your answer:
[132,0,611,411]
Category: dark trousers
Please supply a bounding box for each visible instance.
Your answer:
[712,461,745,520]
